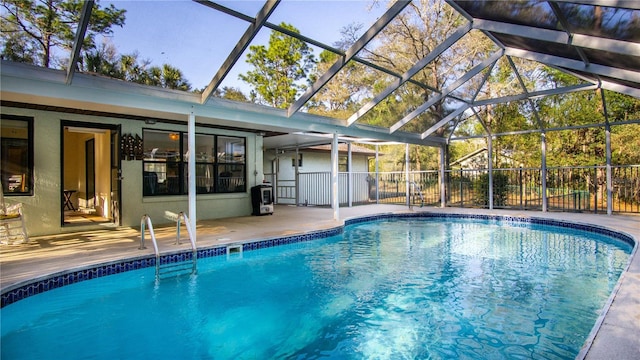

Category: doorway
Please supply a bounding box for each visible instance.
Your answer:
[61,121,121,226]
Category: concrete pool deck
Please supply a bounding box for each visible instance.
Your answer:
[1,205,638,359]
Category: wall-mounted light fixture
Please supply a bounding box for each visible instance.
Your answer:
[144,119,156,125]
[169,133,180,141]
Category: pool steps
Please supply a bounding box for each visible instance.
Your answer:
[140,213,198,280]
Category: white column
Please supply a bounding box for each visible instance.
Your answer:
[606,123,612,215]
[188,110,197,235]
[541,132,548,212]
[375,145,380,204]
[331,133,339,221]
[295,147,299,206]
[348,142,353,207]
[488,134,493,210]
[405,143,410,207]
[440,144,446,208]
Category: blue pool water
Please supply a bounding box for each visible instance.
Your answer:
[1,218,632,359]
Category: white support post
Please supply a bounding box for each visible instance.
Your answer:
[488,134,494,210]
[541,132,548,212]
[606,125,612,215]
[331,133,339,221]
[295,147,300,206]
[188,110,197,233]
[601,89,613,215]
[375,145,380,204]
[405,143,410,207]
[440,144,446,208]
[348,142,353,207]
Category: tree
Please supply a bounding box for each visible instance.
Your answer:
[361,0,490,134]
[357,1,493,170]
[82,40,120,78]
[1,0,126,68]
[307,23,376,119]
[213,87,249,103]
[146,64,191,91]
[82,45,192,91]
[239,22,316,109]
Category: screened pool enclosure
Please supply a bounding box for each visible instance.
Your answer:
[1,0,639,220]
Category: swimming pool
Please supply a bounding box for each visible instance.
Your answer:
[1,215,633,359]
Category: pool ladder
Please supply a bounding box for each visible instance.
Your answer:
[140,213,197,280]
[409,181,425,208]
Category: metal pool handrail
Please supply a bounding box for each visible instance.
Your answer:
[139,213,197,279]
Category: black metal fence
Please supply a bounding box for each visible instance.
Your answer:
[281,165,639,214]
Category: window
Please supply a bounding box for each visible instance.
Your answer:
[142,129,246,196]
[1,115,33,195]
[339,155,349,172]
[292,153,303,167]
[217,136,246,193]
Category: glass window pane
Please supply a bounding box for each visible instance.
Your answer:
[217,136,245,164]
[143,129,181,161]
[181,133,215,162]
[1,116,33,195]
[217,164,245,193]
[196,164,214,194]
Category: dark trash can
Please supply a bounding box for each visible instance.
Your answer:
[251,183,274,215]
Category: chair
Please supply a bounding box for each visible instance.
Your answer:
[0,184,29,244]
[143,171,158,196]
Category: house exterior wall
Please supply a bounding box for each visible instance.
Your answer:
[1,106,263,237]
[263,148,371,205]
[263,149,370,179]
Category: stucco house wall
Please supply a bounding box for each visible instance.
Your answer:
[1,105,263,237]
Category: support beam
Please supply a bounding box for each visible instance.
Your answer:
[451,118,640,140]
[550,0,640,10]
[347,22,472,125]
[196,0,454,105]
[421,105,469,139]
[405,143,410,207]
[507,56,546,130]
[375,145,380,204]
[391,50,502,133]
[294,147,300,206]
[549,1,591,66]
[488,134,493,210]
[504,47,640,86]
[66,0,94,85]
[474,18,640,56]
[348,142,353,207]
[199,0,280,104]
[600,89,613,215]
[288,0,411,117]
[440,144,446,208]
[331,133,339,221]
[541,132,548,212]
[472,83,598,107]
[188,110,197,232]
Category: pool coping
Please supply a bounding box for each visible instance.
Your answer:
[1,210,637,359]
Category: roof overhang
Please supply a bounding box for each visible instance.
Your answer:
[0,61,445,147]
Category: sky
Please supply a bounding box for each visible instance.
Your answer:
[104,1,388,92]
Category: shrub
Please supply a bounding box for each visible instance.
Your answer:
[474,173,510,207]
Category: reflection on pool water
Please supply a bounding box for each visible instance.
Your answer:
[1,218,632,359]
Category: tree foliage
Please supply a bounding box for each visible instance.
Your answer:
[213,87,250,103]
[1,0,125,68]
[81,43,192,91]
[307,23,375,119]
[239,22,316,109]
